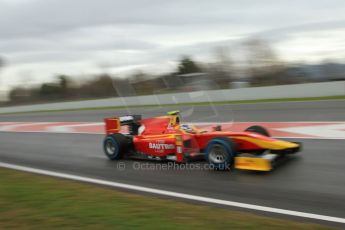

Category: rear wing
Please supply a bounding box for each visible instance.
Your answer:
[104,115,142,135]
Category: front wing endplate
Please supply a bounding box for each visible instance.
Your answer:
[234,153,278,171]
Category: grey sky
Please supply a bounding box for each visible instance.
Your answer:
[1,0,345,88]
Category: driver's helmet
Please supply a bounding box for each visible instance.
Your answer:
[180,124,193,133]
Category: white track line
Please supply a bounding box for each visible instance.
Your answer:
[0,162,344,224]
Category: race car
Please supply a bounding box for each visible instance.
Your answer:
[103,111,301,171]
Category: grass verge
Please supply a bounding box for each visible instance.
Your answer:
[0,167,337,229]
[1,95,345,115]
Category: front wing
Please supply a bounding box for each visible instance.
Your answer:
[234,142,301,171]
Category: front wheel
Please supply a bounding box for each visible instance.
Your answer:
[205,137,236,170]
[245,125,270,137]
[245,125,270,155]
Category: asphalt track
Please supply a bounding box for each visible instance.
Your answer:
[0,100,344,225]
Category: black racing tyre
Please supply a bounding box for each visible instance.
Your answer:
[103,133,130,160]
[205,137,237,171]
[245,125,270,155]
[245,125,270,137]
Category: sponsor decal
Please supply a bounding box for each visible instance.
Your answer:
[176,146,183,154]
[149,142,175,150]
[119,116,134,122]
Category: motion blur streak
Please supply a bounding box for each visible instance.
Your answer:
[0,161,344,224]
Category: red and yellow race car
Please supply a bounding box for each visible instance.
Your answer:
[103,111,301,171]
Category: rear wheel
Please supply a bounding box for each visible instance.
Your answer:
[103,133,130,160]
[205,137,236,170]
[245,125,270,155]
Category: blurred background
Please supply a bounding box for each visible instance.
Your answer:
[1,0,345,106]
